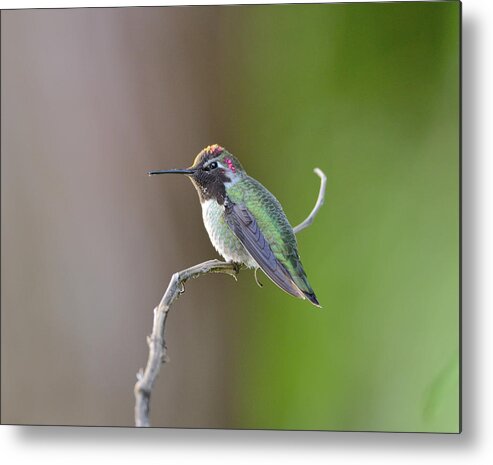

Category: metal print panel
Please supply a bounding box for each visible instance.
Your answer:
[1,1,460,432]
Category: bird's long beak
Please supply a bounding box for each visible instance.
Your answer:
[148,168,195,176]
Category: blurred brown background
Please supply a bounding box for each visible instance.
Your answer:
[1,7,243,427]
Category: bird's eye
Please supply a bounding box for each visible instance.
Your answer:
[209,162,218,170]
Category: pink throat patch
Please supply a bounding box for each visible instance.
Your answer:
[225,158,236,173]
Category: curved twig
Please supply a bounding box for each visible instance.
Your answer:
[134,168,327,427]
[293,168,327,234]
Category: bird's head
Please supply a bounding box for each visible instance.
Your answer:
[148,144,245,203]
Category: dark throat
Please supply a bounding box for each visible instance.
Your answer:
[191,175,229,205]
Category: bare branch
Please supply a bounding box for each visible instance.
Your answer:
[134,168,326,427]
[134,260,239,427]
[293,168,327,234]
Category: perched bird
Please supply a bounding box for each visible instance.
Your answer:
[149,144,320,307]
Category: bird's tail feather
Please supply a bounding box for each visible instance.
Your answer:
[303,290,322,308]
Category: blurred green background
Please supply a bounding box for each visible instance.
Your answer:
[1,2,459,432]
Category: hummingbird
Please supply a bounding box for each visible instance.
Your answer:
[149,144,320,307]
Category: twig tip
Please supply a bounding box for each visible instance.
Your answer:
[313,167,326,181]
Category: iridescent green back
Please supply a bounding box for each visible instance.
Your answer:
[227,175,315,296]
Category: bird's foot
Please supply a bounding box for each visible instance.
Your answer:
[227,261,242,281]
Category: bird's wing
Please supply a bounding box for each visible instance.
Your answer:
[224,201,305,300]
